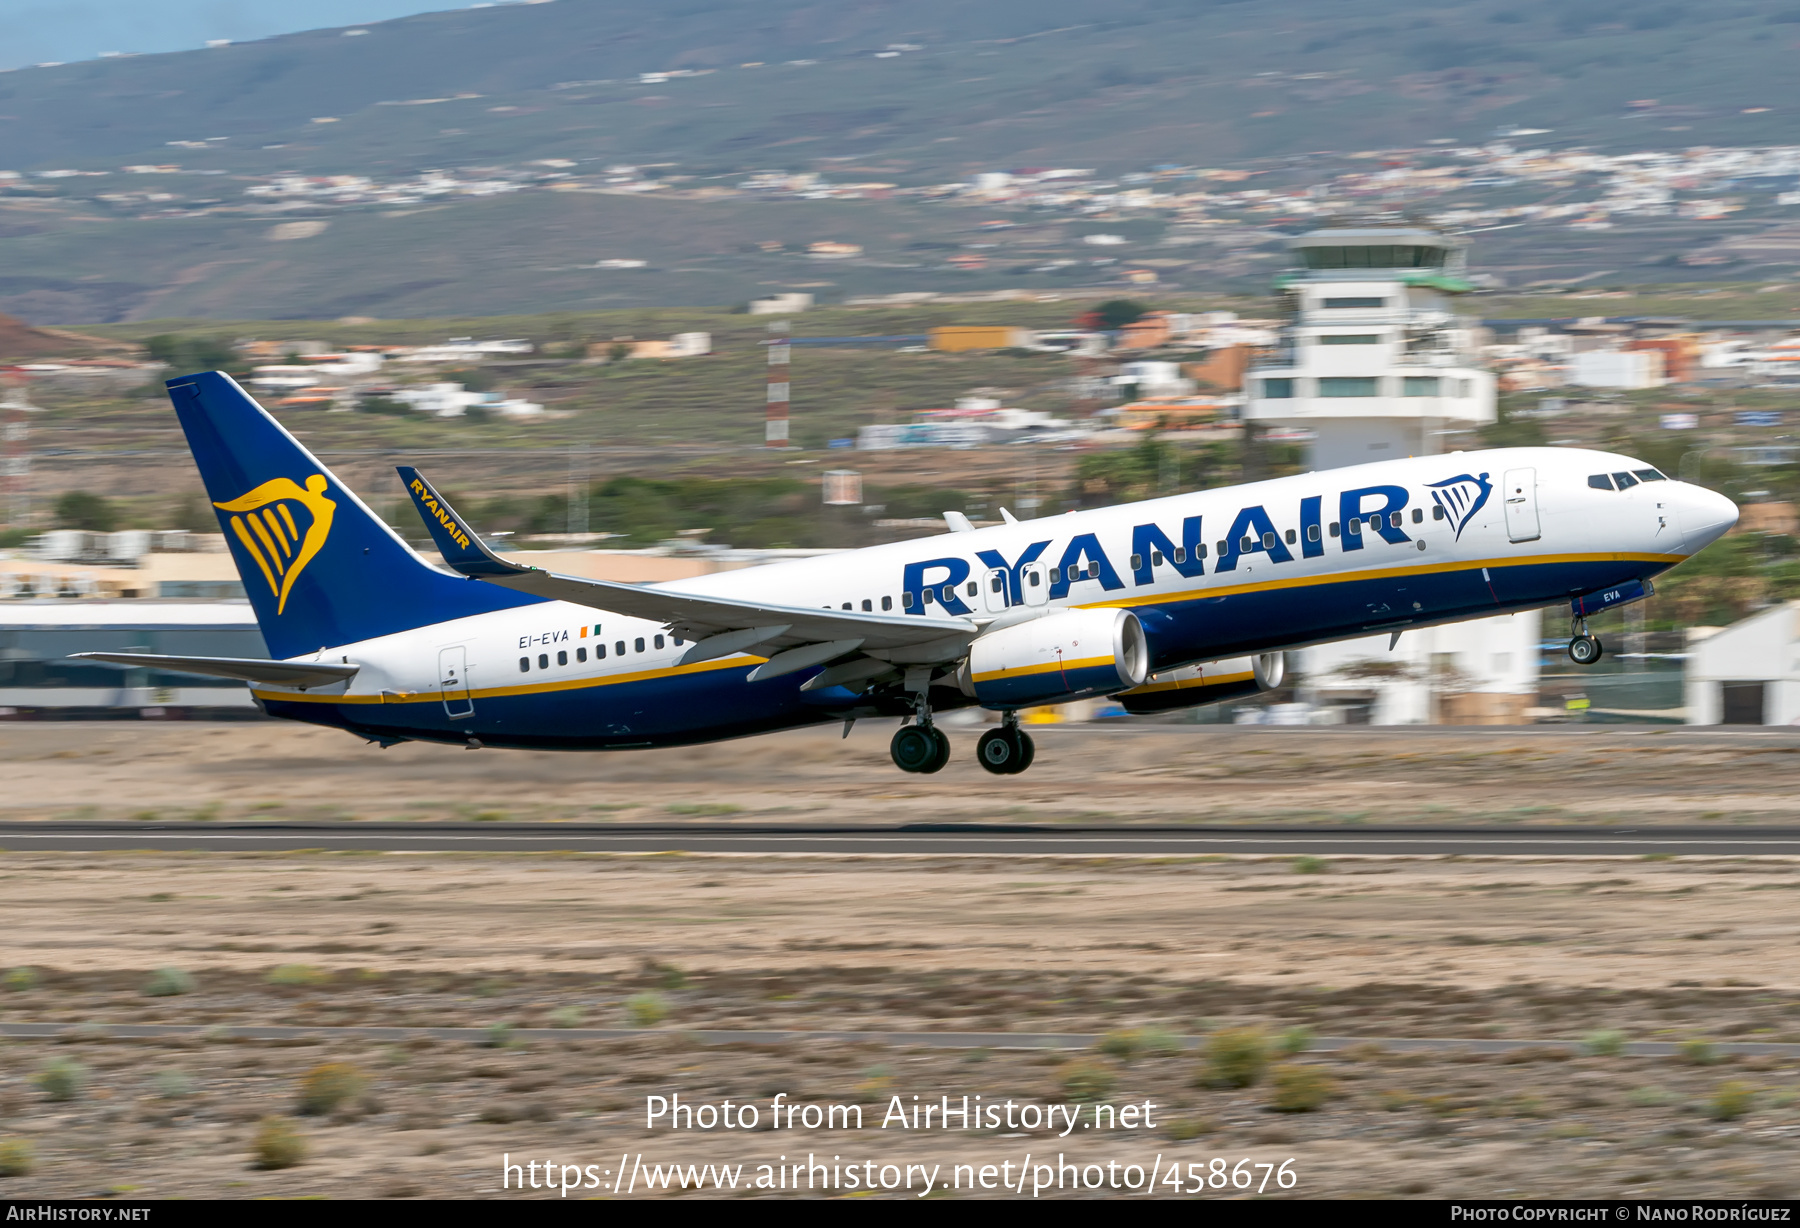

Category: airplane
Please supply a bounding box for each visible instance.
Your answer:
[76,372,1737,775]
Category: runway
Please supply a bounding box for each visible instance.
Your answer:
[3,822,1800,856]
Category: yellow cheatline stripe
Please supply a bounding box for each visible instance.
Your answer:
[251,653,762,705]
[229,516,277,594]
[1087,550,1684,611]
[261,507,293,559]
[276,503,300,543]
[971,654,1116,684]
[246,512,285,576]
[1126,670,1254,696]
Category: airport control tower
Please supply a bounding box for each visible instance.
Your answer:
[1243,227,1494,469]
[1244,227,1534,725]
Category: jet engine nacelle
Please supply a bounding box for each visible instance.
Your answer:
[958,608,1148,709]
[1115,651,1286,715]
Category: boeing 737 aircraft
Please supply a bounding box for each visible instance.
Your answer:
[78,373,1737,774]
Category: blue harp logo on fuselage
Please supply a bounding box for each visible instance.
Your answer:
[213,475,337,614]
[1426,472,1492,541]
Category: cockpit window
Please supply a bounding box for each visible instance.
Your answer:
[1634,468,1667,482]
[1588,474,1614,491]
[1612,471,1640,490]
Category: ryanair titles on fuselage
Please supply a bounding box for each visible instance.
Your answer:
[896,472,1493,616]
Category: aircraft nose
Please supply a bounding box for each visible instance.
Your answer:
[1675,483,1738,554]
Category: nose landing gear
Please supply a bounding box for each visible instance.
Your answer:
[1568,617,1604,666]
[976,712,1036,776]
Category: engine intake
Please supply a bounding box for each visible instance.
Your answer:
[958,608,1148,709]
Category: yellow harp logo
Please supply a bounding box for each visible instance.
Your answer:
[213,475,337,615]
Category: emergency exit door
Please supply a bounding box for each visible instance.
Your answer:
[1502,468,1541,543]
[439,645,474,719]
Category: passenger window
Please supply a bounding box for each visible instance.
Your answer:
[557,650,567,666]
[1151,550,1163,566]
[1634,468,1666,482]
[1176,546,1189,563]
[863,599,873,611]
[901,592,913,608]
[1048,568,1060,583]
[1027,572,1040,587]
[538,654,548,670]
[1285,529,1296,545]
[597,643,607,659]
[577,647,587,663]
[1130,553,1143,571]
[615,641,625,656]
[673,636,684,645]
[1215,541,1227,556]
[966,581,978,597]
[1612,471,1639,490]
[842,602,851,610]
[990,576,1002,593]
[1432,505,1445,520]
[1411,508,1422,524]
[1347,519,1360,536]
[922,588,935,604]
[1588,474,1614,490]
[883,595,893,610]
[654,634,664,649]
[519,657,530,673]
[1307,524,1321,542]
[1261,532,1275,549]
[1329,521,1340,537]
[1389,512,1402,529]
[941,585,955,603]
[635,637,645,652]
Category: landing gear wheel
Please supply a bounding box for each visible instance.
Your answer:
[977,727,1023,775]
[1568,635,1603,666]
[1015,731,1035,773]
[890,724,939,773]
[920,726,951,774]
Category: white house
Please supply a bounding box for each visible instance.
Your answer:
[1685,604,1800,725]
[1569,349,1665,390]
[1296,612,1543,725]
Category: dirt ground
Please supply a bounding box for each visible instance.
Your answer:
[0,850,1798,1198]
[8,721,1800,826]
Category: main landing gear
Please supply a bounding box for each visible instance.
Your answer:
[888,705,1036,775]
[975,712,1035,776]
[1568,617,1604,666]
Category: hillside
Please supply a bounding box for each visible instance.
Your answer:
[8,1,1800,177]
[8,0,1800,321]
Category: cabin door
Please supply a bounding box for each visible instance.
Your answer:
[439,645,474,719]
[1502,468,1541,543]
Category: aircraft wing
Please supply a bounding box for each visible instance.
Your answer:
[397,467,977,666]
[69,652,359,689]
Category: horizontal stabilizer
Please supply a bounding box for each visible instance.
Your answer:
[70,652,358,689]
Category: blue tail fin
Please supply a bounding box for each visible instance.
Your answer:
[166,372,541,659]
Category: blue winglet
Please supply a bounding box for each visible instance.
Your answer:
[396,466,534,579]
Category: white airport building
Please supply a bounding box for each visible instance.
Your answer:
[1685,604,1800,725]
[1241,226,1535,724]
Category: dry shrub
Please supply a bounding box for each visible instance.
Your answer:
[625,992,667,1027]
[1269,1063,1336,1112]
[1059,1060,1117,1103]
[36,1058,84,1102]
[143,967,195,998]
[1710,1080,1755,1121]
[251,1117,306,1170]
[1198,1028,1269,1089]
[0,1139,33,1177]
[296,1063,366,1116]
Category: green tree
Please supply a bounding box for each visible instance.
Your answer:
[54,490,119,532]
[1087,299,1153,330]
[142,334,243,376]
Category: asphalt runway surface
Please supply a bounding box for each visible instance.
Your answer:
[3,822,1800,855]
